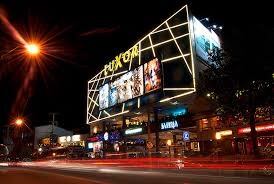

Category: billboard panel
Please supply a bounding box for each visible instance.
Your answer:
[144,58,162,93]
[132,65,144,98]
[117,71,134,103]
[193,17,221,65]
[99,83,109,110]
[109,80,118,107]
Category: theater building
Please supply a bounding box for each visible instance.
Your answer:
[86,5,222,157]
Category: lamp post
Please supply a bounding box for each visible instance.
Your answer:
[167,139,172,157]
[25,43,40,56]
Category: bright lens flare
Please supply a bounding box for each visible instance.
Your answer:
[25,43,40,55]
[15,118,23,126]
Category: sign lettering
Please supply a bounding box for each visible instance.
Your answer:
[104,45,139,76]
[161,120,179,130]
[125,127,142,135]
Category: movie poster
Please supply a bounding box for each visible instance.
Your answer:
[144,58,162,93]
[132,65,144,98]
[193,17,221,65]
[116,72,133,103]
[99,83,109,110]
[109,80,118,107]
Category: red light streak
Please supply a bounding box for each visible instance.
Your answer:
[238,124,274,134]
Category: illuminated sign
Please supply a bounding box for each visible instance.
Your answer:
[104,132,109,141]
[125,128,143,135]
[59,136,67,143]
[238,124,274,134]
[66,136,71,142]
[72,135,81,142]
[104,45,139,76]
[87,137,99,142]
[183,131,190,141]
[215,130,232,139]
[193,16,221,65]
[88,142,94,149]
[161,120,178,130]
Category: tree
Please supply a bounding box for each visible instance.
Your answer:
[198,38,273,158]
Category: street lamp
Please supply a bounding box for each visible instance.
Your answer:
[167,139,172,146]
[15,118,24,126]
[167,139,172,157]
[208,24,223,31]
[199,17,209,22]
[25,43,40,56]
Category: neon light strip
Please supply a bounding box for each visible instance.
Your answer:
[138,98,140,108]
[92,72,107,115]
[148,34,156,57]
[129,54,133,71]
[186,5,196,91]
[89,68,105,82]
[166,22,192,75]
[133,5,187,45]
[91,73,101,101]
[125,128,143,135]
[103,110,111,117]
[90,71,128,83]
[238,124,274,134]
[122,103,125,112]
[91,99,99,106]
[91,93,99,115]
[90,114,98,120]
[152,22,188,34]
[140,33,189,52]
[161,54,191,63]
[160,91,195,102]
[89,110,129,124]
[86,80,90,124]
[163,88,195,90]
[98,111,102,119]
[138,42,141,65]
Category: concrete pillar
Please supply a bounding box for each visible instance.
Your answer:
[154,110,160,153]
[173,134,177,157]
[147,112,152,157]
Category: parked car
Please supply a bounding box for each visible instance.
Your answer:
[0,144,9,162]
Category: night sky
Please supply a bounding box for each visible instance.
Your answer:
[0,0,273,131]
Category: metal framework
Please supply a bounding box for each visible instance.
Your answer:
[87,5,196,124]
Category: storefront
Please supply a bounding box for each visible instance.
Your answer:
[58,134,87,147]
[86,130,122,158]
[86,5,221,157]
[236,122,274,155]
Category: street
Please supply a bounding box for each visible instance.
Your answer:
[1,165,274,184]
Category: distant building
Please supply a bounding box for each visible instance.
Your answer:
[34,125,73,148]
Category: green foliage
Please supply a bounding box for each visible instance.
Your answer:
[198,48,272,117]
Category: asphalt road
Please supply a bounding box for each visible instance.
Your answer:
[1,166,274,184]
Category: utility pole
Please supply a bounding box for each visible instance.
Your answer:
[49,112,59,147]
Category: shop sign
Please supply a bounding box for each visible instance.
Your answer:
[146,141,153,149]
[72,135,81,142]
[87,137,99,142]
[88,142,94,149]
[238,124,274,134]
[215,130,232,140]
[191,142,200,152]
[161,120,179,130]
[125,127,143,135]
[104,132,109,141]
[66,136,71,142]
[59,136,67,143]
[104,45,139,76]
[183,131,190,141]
